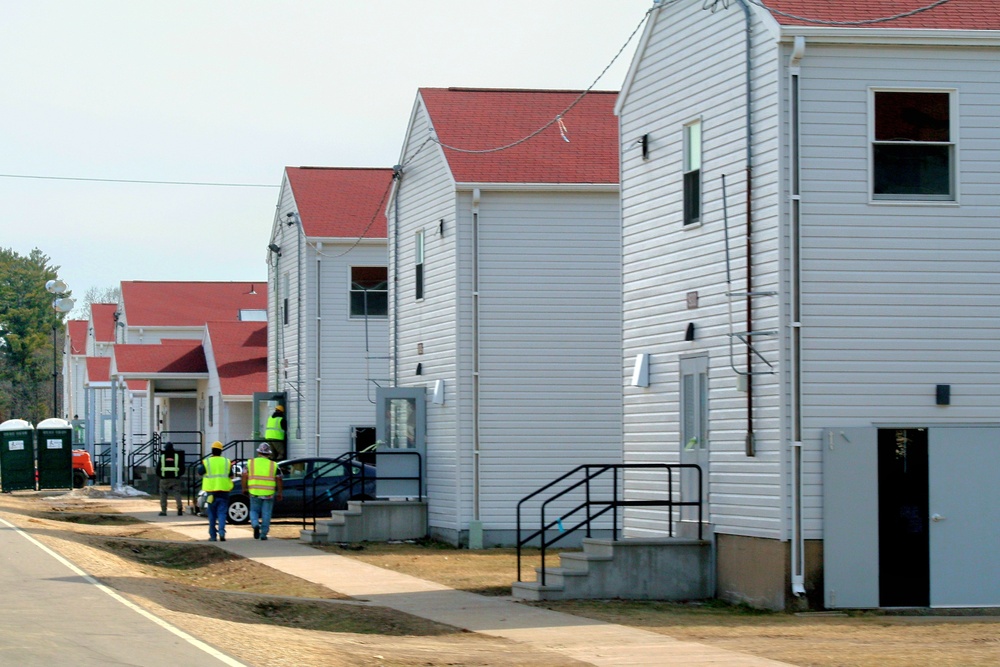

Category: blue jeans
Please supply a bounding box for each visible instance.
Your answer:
[206,491,229,540]
[249,495,276,538]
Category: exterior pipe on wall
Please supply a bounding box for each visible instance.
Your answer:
[315,242,323,457]
[736,0,755,452]
[789,34,807,597]
[390,167,403,387]
[471,187,482,523]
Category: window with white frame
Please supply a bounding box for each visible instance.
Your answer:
[350,266,388,318]
[414,230,424,300]
[680,357,707,454]
[282,271,290,326]
[872,90,954,201]
[683,120,702,225]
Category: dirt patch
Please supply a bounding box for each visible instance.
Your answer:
[0,492,584,667]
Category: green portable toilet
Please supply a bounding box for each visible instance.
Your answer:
[0,419,36,492]
[36,418,73,490]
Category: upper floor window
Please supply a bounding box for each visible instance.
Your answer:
[415,230,425,300]
[683,120,702,225]
[872,90,954,201]
[350,266,388,318]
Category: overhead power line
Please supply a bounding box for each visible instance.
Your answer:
[0,173,278,188]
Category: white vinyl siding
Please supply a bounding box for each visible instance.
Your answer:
[797,43,1000,433]
[474,191,623,529]
[393,98,462,533]
[618,2,786,541]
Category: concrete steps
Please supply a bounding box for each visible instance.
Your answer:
[512,537,712,602]
[300,499,428,544]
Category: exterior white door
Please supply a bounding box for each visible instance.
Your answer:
[679,356,709,521]
[928,427,1000,607]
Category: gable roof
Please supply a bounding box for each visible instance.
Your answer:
[418,88,619,185]
[285,167,394,239]
[120,281,268,328]
[206,321,267,397]
[113,340,208,376]
[68,320,88,355]
[91,303,118,343]
[86,357,111,383]
[764,0,1000,30]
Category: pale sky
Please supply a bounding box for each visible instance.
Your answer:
[0,0,654,313]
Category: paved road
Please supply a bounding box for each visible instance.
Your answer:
[0,517,244,667]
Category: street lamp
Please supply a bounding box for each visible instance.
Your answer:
[45,279,74,418]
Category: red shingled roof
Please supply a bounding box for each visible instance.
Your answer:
[285,167,394,239]
[120,282,268,328]
[206,321,267,396]
[91,303,118,343]
[86,357,111,383]
[764,0,1000,29]
[68,320,88,355]
[113,340,208,375]
[418,88,619,185]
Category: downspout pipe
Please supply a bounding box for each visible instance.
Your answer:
[736,0,755,455]
[315,242,322,457]
[789,34,807,598]
[391,166,403,387]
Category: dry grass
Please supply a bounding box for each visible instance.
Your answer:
[316,538,1000,667]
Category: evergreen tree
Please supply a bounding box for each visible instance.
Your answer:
[0,247,68,423]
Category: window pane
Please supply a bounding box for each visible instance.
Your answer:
[873,144,951,196]
[350,266,388,317]
[685,122,701,171]
[875,92,949,142]
[683,170,701,225]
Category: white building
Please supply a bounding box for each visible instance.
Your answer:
[616,0,1000,609]
[267,167,394,459]
[389,87,623,546]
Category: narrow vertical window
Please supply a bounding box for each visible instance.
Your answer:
[208,395,214,427]
[414,230,424,300]
[683,121,702,226]
[282,271,290,326]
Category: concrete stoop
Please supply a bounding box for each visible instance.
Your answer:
[511,537,712,602]
[299,499,428,544]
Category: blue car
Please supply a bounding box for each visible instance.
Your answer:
[225,456,376,524]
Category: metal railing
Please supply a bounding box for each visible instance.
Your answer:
[516,463,703,586]
[93,442,112,485]
[126,434,160,486]
[301,449,422,532]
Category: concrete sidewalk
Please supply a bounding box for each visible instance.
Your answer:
[129,504,793,667]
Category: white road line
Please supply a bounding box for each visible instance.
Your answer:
[0,515,246,667]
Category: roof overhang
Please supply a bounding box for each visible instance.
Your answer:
[779,27,1000,46]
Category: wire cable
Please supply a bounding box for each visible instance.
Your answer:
[426,7,656,155]
[0,173,278,188]
[739,0,954,26]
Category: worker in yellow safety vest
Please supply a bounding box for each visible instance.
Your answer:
[198,441,233,542]
[240,442,283,540]
[265,404,286,461]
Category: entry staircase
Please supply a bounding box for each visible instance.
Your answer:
[511,463,712,602]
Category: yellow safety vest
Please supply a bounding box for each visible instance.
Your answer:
[246,457,278,496]
[265,414,285,440]
[201,456,233,493]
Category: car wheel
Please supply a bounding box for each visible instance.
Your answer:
[227,495,250,524]
[72,469,87,489]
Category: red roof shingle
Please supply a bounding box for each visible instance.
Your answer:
[86,357,111,383]
[765,0,1000,30]
[121,282,267,328]
[113,340,208,375]
[91,303,118,343]
[418,88,620,185]
[206,321,267,397]
[285,167,394,239]
[68,320,88,355]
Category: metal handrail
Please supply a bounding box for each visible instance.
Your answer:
[127,434,160,485]
[301,449,423,532]
[516,463,703,586]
